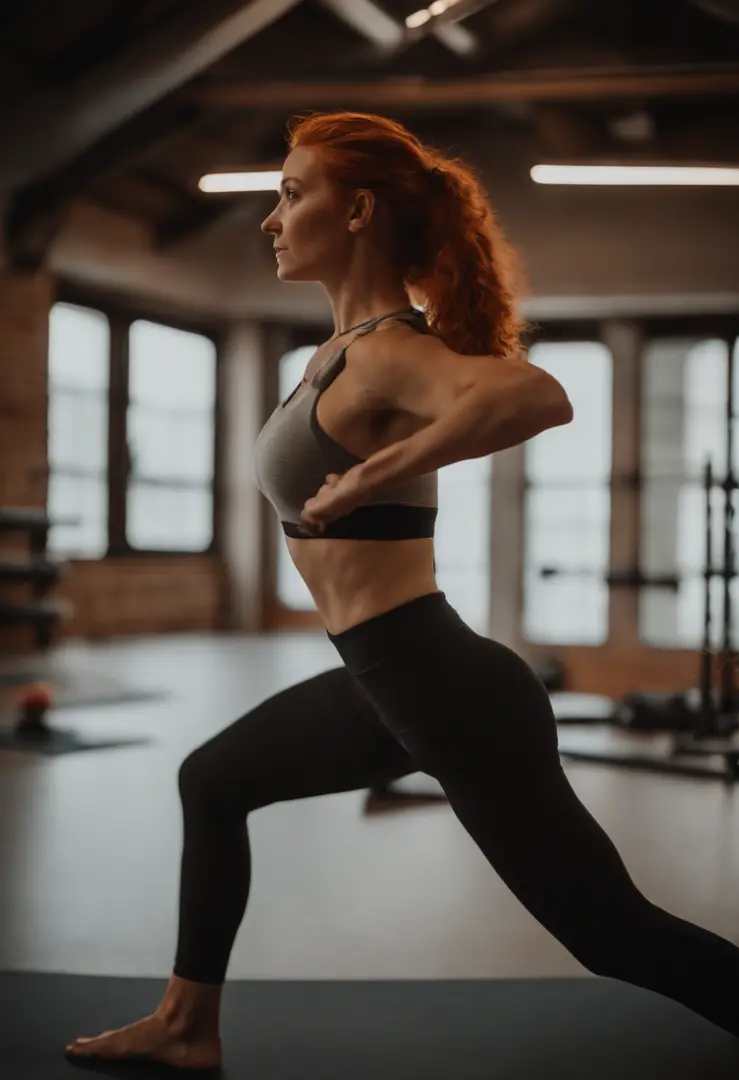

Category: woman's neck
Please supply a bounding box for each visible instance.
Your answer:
[327,293,412,338]
[321,254,410,338]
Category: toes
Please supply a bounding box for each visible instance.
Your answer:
[65,1038,99,1056]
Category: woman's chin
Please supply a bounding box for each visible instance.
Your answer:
[276,265,313,283]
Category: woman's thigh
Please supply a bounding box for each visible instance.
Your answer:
[179,666,419,813]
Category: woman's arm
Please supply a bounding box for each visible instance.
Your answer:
[349,329,572,495]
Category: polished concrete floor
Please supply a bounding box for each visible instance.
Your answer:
[1,632,738,983]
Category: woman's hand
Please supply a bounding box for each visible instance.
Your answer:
[301,469,367,533]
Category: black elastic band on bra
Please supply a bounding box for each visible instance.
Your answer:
[282,504,437,540]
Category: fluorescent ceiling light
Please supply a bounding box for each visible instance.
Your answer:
[406,9,432,27]
[406,0,461,27]
[531,164,739,186]
[199,171,282,193]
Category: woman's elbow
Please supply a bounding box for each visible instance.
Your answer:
[532,373,574,430]
[540,369,574,423]
[551,394,574,427]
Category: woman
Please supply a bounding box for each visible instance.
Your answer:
[65,112,739,1068]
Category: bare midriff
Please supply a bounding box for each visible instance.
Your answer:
[286,535,438,635]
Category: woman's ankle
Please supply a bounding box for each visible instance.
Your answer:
[157,974,223,1032]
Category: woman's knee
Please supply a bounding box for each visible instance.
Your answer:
[557,901,655,979]
[178,745,211,799]
[177,741,238,813]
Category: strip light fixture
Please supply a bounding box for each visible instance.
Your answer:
[531,164,739,186]
[198,171,282,193]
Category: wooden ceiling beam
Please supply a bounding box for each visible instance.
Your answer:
[189,63,739,110]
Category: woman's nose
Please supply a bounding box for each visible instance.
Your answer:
[261,212,279,235]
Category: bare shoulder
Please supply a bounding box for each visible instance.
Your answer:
[346,321,530,422]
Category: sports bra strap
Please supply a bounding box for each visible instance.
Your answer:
[351,307,425,339]
[310,309,426,388]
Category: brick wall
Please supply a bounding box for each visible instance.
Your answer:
[0,270,52,508]
[517,640,714,700]
[0,270,52,651]
[0,267,224,650]
[57,557,225,638]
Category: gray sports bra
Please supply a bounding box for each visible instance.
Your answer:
[253,308,438,540]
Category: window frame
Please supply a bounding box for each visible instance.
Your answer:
[637,314,739,648]
[521,323,615,646]
[53,281,226,559]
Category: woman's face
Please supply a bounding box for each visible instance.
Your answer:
[260,146,361,282]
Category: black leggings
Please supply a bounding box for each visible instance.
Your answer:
[175,591,739,1037]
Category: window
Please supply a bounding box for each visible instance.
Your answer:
[47,303,110,559]
[47,301,218,558]
[127,321,216,552]
[640,336,738,648]
[434,456,492,633]
[522,341,613,645]
[274,346,494,631]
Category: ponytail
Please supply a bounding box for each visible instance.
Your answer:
[408,157,526,357]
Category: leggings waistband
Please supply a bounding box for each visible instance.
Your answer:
[327,590,466,672]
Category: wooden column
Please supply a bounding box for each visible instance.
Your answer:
[603,319,643,646]
[488,443,526,648]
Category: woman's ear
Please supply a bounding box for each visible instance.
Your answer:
[348,189,375,232]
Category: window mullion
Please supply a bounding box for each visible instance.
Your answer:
[107,314,130,555]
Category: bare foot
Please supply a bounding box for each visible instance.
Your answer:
[64,1011,222,1070]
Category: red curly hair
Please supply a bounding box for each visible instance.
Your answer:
[286,110,526,358]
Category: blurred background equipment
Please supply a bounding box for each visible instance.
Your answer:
[554,452,739,779]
